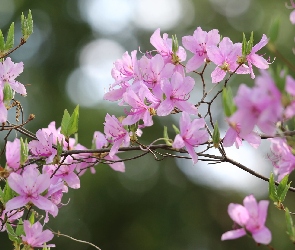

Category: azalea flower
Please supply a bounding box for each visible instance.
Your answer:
[245,34,269,79]
[172,112,209,164]
[5,165,58,217]
[222,195,271,245]
[22,220,55,248]
[182,27,220,72]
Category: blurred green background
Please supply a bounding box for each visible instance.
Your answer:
[1,0,295,249]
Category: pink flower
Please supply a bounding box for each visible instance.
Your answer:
[286,1,295,24]
[222,194,271,245]
[104,114,130,157]
[150,28,186,64]
[0,57,26,96]
[93,131,125,172]
[182,27,220,72]
[270,138,295,181]
[5,165,58,217]
[246,34,269,79]
[111,50,138,82]
[43,158,80,189]
[22,220,55,248]
[6,138,21,172]
[28,129,57,164]
[122,83,159,127]
[172,112,209,164]
[229,70,282,137]
[223,121,260,149]
[157,72,197,116]
[207,37,249,83]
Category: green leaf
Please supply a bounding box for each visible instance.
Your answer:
[60,109,71,138]
[60,105,79,140]
[247,31,254,54]
[3,180,15,203]
[21,10,33,41]
[172,34,179,54]
[213,121,220,148]
[0,186,3,201]
[6,222,18,242]
[222,87,236,117]
[3,83,14,104]
[57,139,64,156]
[163,126,172,146]
[15,219,24,237]
[20,138,28,165]
[268,173,278,202]
[0,30,5,52]
[172,124,180,135]
[268,17,280,43]
[277,174,290,202]
[285,207,295,242]
[67,105,79,136]
[4,22,14,51]
[29,211,35,225]
[242,33,247,56]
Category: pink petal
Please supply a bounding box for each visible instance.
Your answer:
[32,196,58,217]
[252,227,272,245]
[228,203,249,226]
[105,155,125,172]
[7,173,25,194]
[5,196,28,211]
[290,10,295,24]
[172,134,185,149]
[185,142,198,164]
[157,99,174,116]
[221,228,246,241]
[211,67,226,83]
[185,55,205,72]
[223,127,239,148]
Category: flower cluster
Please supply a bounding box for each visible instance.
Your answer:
[2,14,295,247]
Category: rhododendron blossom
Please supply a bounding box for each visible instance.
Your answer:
[222,195,271,244]
[245,34,269,79]
[207,37,249,83]
[104,113,130,157]
[172,112,209,164]
[182,27,220,72]
[157,72,197,116]
[22,220,55,248]
[270,138,295,181]
[5,165,58,217]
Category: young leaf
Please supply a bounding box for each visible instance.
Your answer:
[268,173,278,202]
[242,33,247,56]
[15,219,24,237]
[0,30,5,52]
[172,34,179,54]
[3,83,14,104]
[21,10,33,41]
[6,222,18,242]
[20,138,28,165]
[222,87,236,117]
[268,17,280,43]
[29,211,35,225]
[285,207,295,243]
[67,104,79,136]
[60,109,71,138]
[4,22,14,51]
[172,124,180,135]
[213,121,220,148]
[163,126,172,146]
[277,174,289,202]
[3,180,15,203]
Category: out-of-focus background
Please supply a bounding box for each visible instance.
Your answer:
[0,0,294,249]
